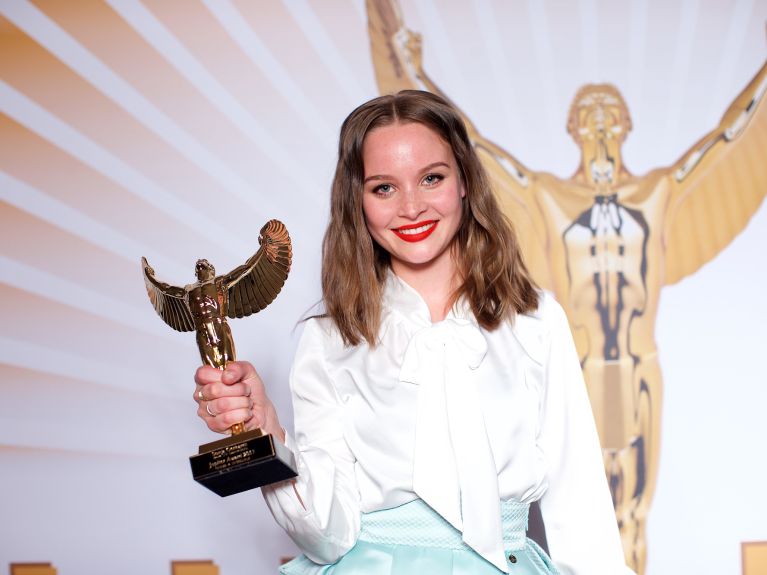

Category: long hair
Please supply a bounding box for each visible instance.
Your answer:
[322,90,538,346]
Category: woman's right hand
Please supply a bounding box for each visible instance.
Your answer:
[193,360,285,443]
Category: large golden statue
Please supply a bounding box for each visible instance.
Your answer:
[367,1,767,572]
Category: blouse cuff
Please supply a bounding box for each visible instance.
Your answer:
[262,431,310,518]
[261,431,359,565]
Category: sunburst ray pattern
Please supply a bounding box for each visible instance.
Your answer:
[1,2,765,574]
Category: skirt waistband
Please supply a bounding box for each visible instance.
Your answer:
[358,499,529,552]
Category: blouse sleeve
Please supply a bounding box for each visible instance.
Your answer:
[537,296,635,574]
[261,319,361,565]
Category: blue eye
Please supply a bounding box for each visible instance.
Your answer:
[423,173,444,186]
[374,183,393,195]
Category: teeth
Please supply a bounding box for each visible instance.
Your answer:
[397,222,434,235]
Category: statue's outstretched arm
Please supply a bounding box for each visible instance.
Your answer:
[367,0,552,288]
[366,0,530,182]
[662,58,767,285]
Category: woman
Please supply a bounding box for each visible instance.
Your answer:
[194,91,634,574]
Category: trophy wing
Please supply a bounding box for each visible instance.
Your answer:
[222,219,292,319]
[141,257,195,332]
[664,60,767,285]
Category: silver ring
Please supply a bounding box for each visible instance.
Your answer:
[197,389,204,402]
[205,402,216,417]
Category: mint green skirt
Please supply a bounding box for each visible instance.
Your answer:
[280,499,559,575]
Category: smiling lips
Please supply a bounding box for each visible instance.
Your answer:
[392,220,438,242]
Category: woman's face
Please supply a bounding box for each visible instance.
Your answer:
[361,122,465,278]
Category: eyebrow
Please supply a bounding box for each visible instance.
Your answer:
[363,161,450,184]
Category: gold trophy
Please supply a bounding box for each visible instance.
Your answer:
[141,219,297,496]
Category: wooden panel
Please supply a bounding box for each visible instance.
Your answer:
[743,541,767,575]
[171,560,219,575]
[10,563,56,575]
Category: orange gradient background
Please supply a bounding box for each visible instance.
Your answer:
[1,1,765,574]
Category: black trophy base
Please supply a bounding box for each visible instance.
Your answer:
[190,429,297,497]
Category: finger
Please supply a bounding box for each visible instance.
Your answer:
[222,362,266,404]
[207,395,253,416]
[221,361,261,387]
[197,381,251,402]
[207,407,254,434]
[220,406,254,428]
[194,384,223,404]
[248,405,271,430]
[194,365,224,386]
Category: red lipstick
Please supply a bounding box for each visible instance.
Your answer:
[392,220,438,243]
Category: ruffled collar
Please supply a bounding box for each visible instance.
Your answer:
[381,270,477,327]
[381,270,544,366]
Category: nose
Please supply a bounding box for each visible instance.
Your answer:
[399,186,427,220]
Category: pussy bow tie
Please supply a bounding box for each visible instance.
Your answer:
[399,318,508,572]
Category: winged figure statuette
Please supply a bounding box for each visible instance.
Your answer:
[142,219,292,370]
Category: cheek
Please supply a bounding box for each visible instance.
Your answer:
[361,197,390,234]
[362,196,397,228]
[435,187,464,218]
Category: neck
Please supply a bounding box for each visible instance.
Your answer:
[391,251,459,323]
[576,143,626,187]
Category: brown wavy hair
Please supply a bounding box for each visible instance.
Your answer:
[322,90,538,346]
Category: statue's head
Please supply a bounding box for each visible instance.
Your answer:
[567,84,631,185]
[195,259,215,281]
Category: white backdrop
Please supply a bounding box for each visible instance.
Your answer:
[1,1,766,574]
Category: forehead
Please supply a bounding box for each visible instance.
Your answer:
[576,93,623,120]
[577,91,621,107]
[362,122,453,172]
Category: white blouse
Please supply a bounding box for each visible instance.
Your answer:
[263,273,633,574]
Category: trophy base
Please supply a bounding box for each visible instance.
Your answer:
[190,429,298,497]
